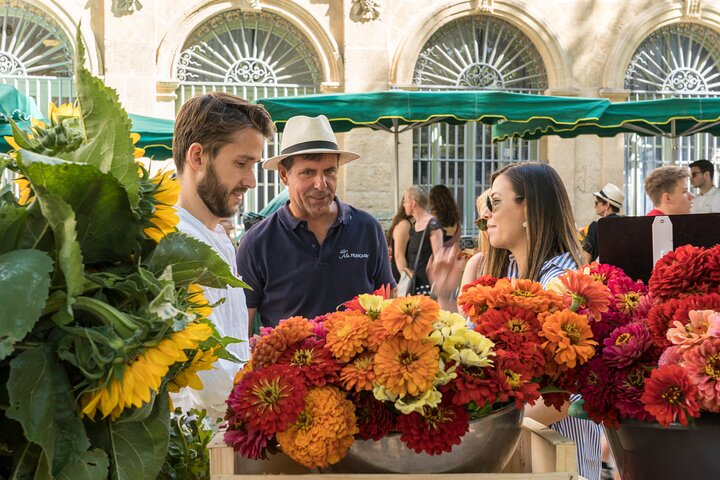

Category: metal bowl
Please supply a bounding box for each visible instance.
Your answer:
[326,403,524,474]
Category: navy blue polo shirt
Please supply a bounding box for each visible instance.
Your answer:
[236,199,396,327]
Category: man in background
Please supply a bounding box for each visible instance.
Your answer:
[582,182,624,262]
[689,159,720,213]
[236,115,395,330]
[644,165,693,216]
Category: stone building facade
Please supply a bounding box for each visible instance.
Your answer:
[4,0,720,235]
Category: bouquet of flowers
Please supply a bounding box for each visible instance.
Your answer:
[224,269,612,469]
[0,32,241,479]
[577,245,720,427]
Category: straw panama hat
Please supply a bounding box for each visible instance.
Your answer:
[594,183,625,209]
[263,114,360,170]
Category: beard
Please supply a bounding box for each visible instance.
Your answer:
[196,161,245,219]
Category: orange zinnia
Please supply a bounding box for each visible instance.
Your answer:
[373,336,439,397]
[277,386,358,468]
[381,295,439,340]
[340,353,375,391]
[325,311,370,362]
[367,319,395,351]
[558,270,612,320]
[458,284,495,320]
[540,310,597,369]
[252,316,314,368]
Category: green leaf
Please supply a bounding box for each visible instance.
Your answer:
[107,392,170,480]
[0,250,53,360]
[56,449,109,480]
[73,28,139,207]
[10,442,44,480]
[7,345,91,476]
[20,150,139,264]
[9,119,41,151]
[0,203,29,254]
[147,232,250,289]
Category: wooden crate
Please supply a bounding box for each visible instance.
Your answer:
[210,417,579,480]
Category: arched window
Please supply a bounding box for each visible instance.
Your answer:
[412,16,546,238]
[175,9,322,213]
[0,1,74,116]
[624,23,720,214]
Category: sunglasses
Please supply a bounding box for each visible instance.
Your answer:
[485,194,524,213]
[474,217,487,231]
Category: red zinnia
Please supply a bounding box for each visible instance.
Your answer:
[224,421,275,460]
[451,364,507,407]
[648,293,720,349]
[276,337,340,386]
[641,364,700,426]
[396,398,470,455]
[602,322,653,368]
[350,392,395,440]
[649,245,709,300]
[227,364,307,434]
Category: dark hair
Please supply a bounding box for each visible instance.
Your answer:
[387,204,412,244]
[483,162,584,281]
[689,159,715,180]
[429,185,460,229]
[173,92,275,174]
[594,196,621,214]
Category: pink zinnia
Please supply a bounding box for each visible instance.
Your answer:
[641,364,700,426]
[683,338,720,412]
[602,322,652,368]
[658,345,683,366]
[615,365,654,422]
[666,310,716,348]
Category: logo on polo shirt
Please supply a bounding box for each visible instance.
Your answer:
[339,249,369,260]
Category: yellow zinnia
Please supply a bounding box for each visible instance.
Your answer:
[143,170,180,242]
[80,322,212,420]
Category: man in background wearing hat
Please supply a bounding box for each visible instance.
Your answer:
[582,183,624,262]
[236,114,396,329]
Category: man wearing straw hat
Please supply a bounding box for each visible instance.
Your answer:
[582,183,624,262]
[236,114,396,329]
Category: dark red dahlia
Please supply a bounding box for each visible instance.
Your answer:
[578,358,619,427]
[350,392,395,440]
[396,398,470,455]
[224,421,275,460]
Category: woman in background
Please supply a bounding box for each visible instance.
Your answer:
[478,162,601,480]
[429,184,461,245]
[459,189,491,294]
[402,185,443,295]
[387,205,413,282]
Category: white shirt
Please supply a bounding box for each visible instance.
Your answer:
[172,207,249,419]
[691,186,720,213]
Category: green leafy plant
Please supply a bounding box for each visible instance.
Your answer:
[0,30,244,479]
[160,409,215,480]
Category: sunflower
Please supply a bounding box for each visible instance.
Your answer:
[373,336,439,397]
[381,295,439,340]
[324,310,370,362]
[187,284,213,319]
[80,322,212,420]
[13,175,33,205]
[130,132,146,158]
[143,170,180,243]
[168,347,218,392]
[48,101,81,124]
[540,310,597,370]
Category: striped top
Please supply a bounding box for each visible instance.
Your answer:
[506,253,603,480]
[506,251,578,288]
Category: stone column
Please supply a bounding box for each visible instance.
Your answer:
[336,0,397,223]
[101,0,159,116]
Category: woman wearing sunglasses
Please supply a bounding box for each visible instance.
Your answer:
[459,189,491,297]
[477,162,602,480]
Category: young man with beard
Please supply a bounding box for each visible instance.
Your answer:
[236,115,396,330]
[172,92,274,419]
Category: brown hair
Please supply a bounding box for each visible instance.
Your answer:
[429,184,460,229]
[483,162,584,281]
[173,92,275,174]
[644,166,689,206]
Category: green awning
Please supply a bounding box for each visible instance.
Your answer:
[258,90,611,133]
[0,84,44,123]
[128,114,174,160]
[493,97,720,142]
